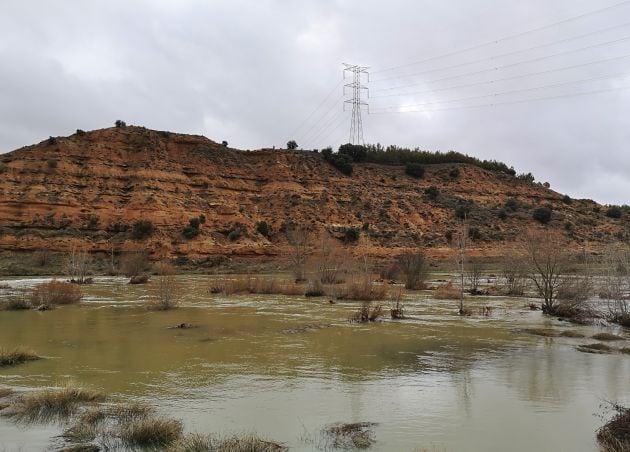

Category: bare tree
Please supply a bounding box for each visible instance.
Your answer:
[152,261,179,310]
[65,248,93,284]
[286,224,310,282]
[451,219,468,314]
[601,246,630,324]
[313,233,348,284]
[467,261,482,295]
[396,249,428,290]
[525,231,568,313]
[500,254,526,296]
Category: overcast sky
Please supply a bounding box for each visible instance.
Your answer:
[1,0,629,204]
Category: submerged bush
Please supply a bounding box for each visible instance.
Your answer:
[30,280,82,305]
[0,347,41,367]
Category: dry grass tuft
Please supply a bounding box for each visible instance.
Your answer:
[0,347,41,367]
[30,280,82,305]
[5,384,105,423]
[106,401,153,421]
[119,416,183,448]
[433,282,461,300]
[211,276,305,296]
[338,279,389,302]
[597,403,630,452]
[173,432,287,451]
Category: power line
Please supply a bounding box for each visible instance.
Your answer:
[297,92,344,145]
[370,52,630,99]
[372,0,630,75]
[303,107,346,149]
[288,78,343,140]
[372,35,630,93]
[371,71,630,111]
[369,83,630,115]
[371,21,630,83]
[311,110,351,148]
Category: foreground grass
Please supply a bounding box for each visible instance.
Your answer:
[4,384,105,423]
[0,347,41,367]
[120,416,183,448]
[597,403,630,452]
[173,432,288,451]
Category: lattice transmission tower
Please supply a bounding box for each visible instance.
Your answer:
[343,63,369,145]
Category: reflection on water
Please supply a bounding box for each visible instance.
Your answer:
[0,275,629,451]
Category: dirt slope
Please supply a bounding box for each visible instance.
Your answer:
[0,126,626,262]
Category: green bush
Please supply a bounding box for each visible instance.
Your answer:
[562,195,572,204]
[533,207,552,224]
[344,227,360,243]
[468,227,482,240]
[606,206,622,219]
[75,129,86,136]
[228,229,242,241]
[47,136,57,145]
[338,143,367,162]
[324,152,353,175]
[359,144,516,175]
[131,220,155,240]
[183,217,204,239]
[455,202,472,219]
[405,163,425,179]
[449,167,460,178]
[498,209,508,220]
[255,221,271,237]
[505,197,519,211]
[517,172,535,183]
[287,140,298,150]
[46,159,58,169]
[424,186,439,200]
[115,120,127,128]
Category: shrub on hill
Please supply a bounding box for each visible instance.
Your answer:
[405,163,425,179]
[533,207,552,224]
[424,186,439,200]
[338,143,367,162]
[606,206,622,219]
[255,221,271,237]
[131,220,155,240]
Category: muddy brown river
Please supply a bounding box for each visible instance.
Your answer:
[0,275,629,451]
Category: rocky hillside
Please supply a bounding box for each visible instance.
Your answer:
[0,126,626,263]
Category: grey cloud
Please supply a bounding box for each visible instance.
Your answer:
[1,0,629,204]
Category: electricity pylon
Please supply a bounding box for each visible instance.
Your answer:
[343,63,369,145]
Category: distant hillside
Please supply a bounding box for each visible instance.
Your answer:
[0,125,627,264]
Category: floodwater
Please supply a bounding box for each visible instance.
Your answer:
[0,275,629,451]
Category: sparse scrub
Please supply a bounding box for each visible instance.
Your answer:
[0,347,41,367]
[339,278,389,301]
[30,280,82,305]
[120,251,150,279]
[390,288,405,319]
[211,276,304,296]
[434,281,461,300]
[1,290,32,310]
[151,262,179,310]
[65,248,93,284]
[305,279,325,297]
[349,302,383,323]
